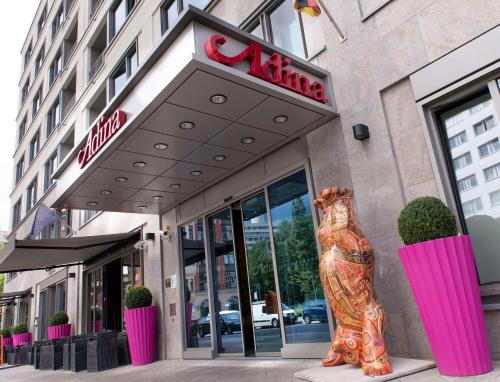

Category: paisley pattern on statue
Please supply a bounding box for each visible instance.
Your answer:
[313,188,392,376]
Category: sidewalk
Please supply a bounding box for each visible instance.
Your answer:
[0,358,498,382]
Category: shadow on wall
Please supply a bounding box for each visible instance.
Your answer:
[466,215,500,285]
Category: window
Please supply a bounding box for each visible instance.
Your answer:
[457,175,477,192]
[490,189,500,207]
[38,6,47,35]
[444,112,464,129]
[26,177,38,212]
[35,44,45,75]
[479,138,500,158]
[33,86,43,117]
[109,0,138,40]
[18,296,31,326]
[473,115,496,136]
[49,48,63,86]
[246,0,307,58]
[448,131,467,149]
[470,99,490,115]
[18,117,27,144]
[29,130,40,163]
[12,199,22,228]
[15,155,25,184]
[453,152,472,170]
[461,197,483,217]
[109,43,138,99]
[52,4,64,39]
[160,0,179,34]
[47,97,61,136]
[484,163,500,182]
[81,209,99,226]
[21,77,30,103]
[24,41,33,68]
[44,152,58,191]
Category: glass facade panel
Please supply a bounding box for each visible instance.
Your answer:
[112,0,127,36]
[268,170,330,344]
[440,91,500,283]
[269,1,305,57]
[241,193,282,353]
[181,219,211,349]
[208,210,243,354]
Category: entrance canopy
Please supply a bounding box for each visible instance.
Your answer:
[0,232,139,273]
[0,289,31,306]
[51,7,337,215]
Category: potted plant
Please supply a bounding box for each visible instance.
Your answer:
[0,328,12,346]
[397,196,492,376]
[12,323,31,347]
[48,311,71,339]
[124,286,156,366]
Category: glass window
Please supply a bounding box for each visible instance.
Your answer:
[453,152,472,170]
[269,1,305,57]
[457,174,477,192]
[21,78,30,103]
[52,5,65,39]
[445,112,464,129]
[15,155,25,184]
[184,0,210,8]
[161,0,179,34]
[440,90,500,284]
[268,170,330,344]
[109,44,138,98]
[18,118,27,144]
[24,42,32,68]
[33,86,43,117]
[44,152,58,191]
[474,115,496,135]
[56,282,66,311]
[29,130,40,163]
[110,0,138,39]
[448,130,467,148]
[12,199,22,228]
[250,22,264,39]
[26,177,38,212]
[35,44,45,75]
[49,48,63,86]
[38,6,47,35]
[181,218,211,349]
[19,297,30,326]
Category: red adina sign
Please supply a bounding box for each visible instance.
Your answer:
[205,35,327,104]
[78,110,126,169]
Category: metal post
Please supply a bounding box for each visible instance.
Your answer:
[317,0,347,42]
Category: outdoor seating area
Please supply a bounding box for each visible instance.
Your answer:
[1,332,131,373]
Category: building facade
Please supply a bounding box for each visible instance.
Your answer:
[1,0,500,362]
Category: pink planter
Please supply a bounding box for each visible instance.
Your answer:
[398,235,492,376]
[48,324,72,340]
[124,305,156,366]
[12,332,32,347]
[2,337,13,346]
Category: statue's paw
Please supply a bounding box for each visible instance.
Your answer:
[361,358,393,376]
[322,348,345,367]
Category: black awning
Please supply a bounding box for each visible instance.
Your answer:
[0,288,31,301]
[0,232,140,273]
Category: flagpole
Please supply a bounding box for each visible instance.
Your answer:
[317,0,347,42]
[45,204,78,237]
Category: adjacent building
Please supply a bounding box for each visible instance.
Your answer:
[1,0,500,362]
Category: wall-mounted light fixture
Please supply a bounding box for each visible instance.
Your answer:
[145,232,155,241]
[68,273,76,279]
[352,124,370,141]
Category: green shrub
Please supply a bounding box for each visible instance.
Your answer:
[398,196,458,246]
[12,323,28,335]
[50,311,69,326]
[125,286,153,309]
[0,328,11,338]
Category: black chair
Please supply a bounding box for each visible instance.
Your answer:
[7,346,18,365]
[33,340,51,369]
[63,335,90,370]
[18,345,33,365]
[116,332,131,366]
[39,338,69,370]
[71,336,91,372]
[87,332,118,372]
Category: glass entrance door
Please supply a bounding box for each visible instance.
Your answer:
[207,209,244,354]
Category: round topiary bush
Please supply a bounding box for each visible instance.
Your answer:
[0,328,11,338]
[50,311,69,326]
[125,286,153,309]
[398,196,458,246]
[12,323,28,335]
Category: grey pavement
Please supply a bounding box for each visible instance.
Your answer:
[0,359,498,382]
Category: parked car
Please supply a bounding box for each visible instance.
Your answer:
[302,299,328,324]
[220,310,241,334]
[251,302,296,328]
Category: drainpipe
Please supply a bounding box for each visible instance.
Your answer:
[159,213,167,360]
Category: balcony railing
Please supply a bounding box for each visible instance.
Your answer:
[62,94,76,120]
[88,54,104,82]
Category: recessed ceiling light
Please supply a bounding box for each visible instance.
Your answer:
[241,137,255,144]
[210,94,227,104]
[153,195,164,200]
[137,205,147,210]
[190,170,202,176]
[273,115,288,123]
[115,177,128,183]
[179,121,195,130]
[154,143,169,150]
[170,184,181,189]
[133,161,147,168]
[213,155,226,161]
[87,202,98,206]
[100,190,112,195]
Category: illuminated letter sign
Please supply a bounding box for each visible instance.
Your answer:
[77,110,126,169]
[205,35,327,104]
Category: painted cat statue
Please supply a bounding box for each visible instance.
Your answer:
[313,188,392,376]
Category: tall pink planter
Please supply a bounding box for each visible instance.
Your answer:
[12,333,32,347]
[398,235,492,376]
[2,337,13,346]
[48,324,71,339]
[124,305,156,366]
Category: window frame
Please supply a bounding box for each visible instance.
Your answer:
[15,155,25,184]
[26,177,38,213]
[52,4,65,40]
[46,96,61,137]
[32,85,43,118]
[108,41,138,99]
[44,151,58,192]
[160,0,181,35]
[35,44,46,75]
[21,77,30,104]
[18,117,27,145]
[24,41,33,69]
[38,6,47,36]
[29,129,40,163]
[49,47,64,86]
[108,0,138,41]
[12,198,22,229]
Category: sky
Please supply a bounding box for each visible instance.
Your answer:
[0,1,40,232]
